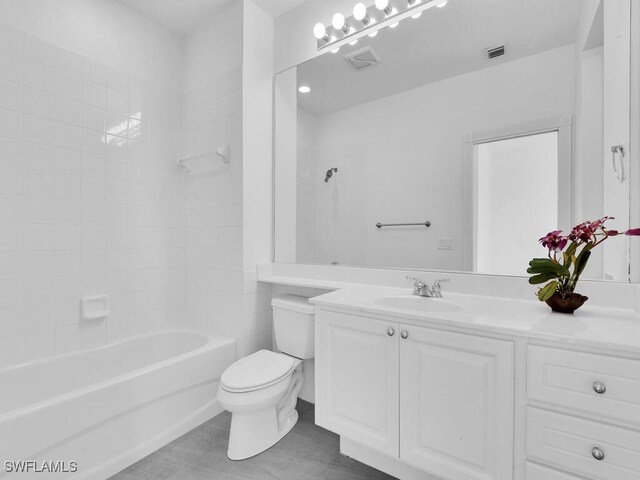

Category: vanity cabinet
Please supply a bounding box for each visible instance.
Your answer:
[525,345,640,480]
[315,308,515,480]
[400,326,514,480]
[315,310,399,457]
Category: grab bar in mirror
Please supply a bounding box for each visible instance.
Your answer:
[376,221,432,229]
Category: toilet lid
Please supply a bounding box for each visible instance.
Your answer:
[221,350,296,393]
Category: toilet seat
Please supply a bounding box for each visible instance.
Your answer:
[221,350,296,393]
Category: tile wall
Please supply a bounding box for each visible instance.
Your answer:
[0,22,185,367]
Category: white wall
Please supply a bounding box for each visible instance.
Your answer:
[182,1,274,359]
[242,0,276,356]
[295,46,575,270]
[0,1,185,368]
[182,2,246,346]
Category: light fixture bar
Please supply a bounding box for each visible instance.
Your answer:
[315,0,448,51]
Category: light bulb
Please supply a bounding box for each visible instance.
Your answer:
[353,3,368,22]
[298,86,311,94]
[313,23,328,40]
[375,0,392,15]
[332,13,345,30]
[437,0,448,7]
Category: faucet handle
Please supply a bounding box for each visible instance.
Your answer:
[406,276,425,286]
[434,278,450,286]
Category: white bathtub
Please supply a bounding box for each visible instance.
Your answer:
[0,331,236,479]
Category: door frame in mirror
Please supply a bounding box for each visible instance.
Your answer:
[463,115,573,272]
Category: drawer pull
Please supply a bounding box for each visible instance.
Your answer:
[593,382,607,395]
[387,327,395,337]
[591,447,605,461]
[400,330,409,340]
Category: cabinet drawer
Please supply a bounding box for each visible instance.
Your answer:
[526,462,582,480]
[527,407,640,480]
[527,345,640,425]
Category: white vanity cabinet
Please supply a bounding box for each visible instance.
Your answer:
[400,326,514,480]
[314,310,399,457]
[315,308,515,480]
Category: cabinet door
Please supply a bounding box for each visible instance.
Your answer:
[315,309,399,457]
[399,326,514,480]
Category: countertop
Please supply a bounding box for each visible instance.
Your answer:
[310,286,640,355]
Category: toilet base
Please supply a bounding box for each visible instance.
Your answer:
[227,405,299,460]
[225,366,304,461]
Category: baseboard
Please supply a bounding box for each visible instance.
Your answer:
[340,437,441,480]
[78,399,224,480]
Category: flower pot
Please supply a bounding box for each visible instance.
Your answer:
[545,292,589,314]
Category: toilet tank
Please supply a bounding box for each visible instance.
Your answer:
[271,295,315,359]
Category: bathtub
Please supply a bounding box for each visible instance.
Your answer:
[0,331,236,479]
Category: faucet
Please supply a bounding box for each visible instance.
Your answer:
[406,276,450,298]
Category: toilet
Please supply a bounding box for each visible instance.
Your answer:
[217,295,315,460]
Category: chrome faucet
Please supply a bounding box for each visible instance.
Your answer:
[406,276,450,298]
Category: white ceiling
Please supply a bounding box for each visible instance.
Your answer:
[112,0,307,35]
[296,0,584,116]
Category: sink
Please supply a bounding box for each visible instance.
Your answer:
[374,295,462,313]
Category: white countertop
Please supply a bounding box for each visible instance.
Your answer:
[310,286,640,355]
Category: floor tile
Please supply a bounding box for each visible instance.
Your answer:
[109,400,397,480]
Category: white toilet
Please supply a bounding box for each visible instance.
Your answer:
[217,295,315,460]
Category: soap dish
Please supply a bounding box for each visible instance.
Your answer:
[81,295,109,321]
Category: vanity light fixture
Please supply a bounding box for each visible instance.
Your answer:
[332,13,350,34]
[314,0,449,50]
[313,22,330,42]
[353,3,370,25]
[375,0,393,16]
[298,85,311,94]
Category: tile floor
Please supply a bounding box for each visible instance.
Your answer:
[109,400,397,480]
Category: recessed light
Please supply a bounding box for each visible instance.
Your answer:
[298,86,311,94]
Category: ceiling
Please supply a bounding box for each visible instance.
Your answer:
[295,0,584,116]
[113,0,307,35]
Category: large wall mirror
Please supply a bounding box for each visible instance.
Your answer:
[274,0,635,282]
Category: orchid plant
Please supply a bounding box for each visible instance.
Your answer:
[528,217,640,302]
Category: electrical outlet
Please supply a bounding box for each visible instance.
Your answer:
[438,238,453,250]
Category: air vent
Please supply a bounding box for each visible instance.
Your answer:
[486,46,505,60]
[344,46,381,71]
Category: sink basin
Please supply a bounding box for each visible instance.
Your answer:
[374,295,462,313]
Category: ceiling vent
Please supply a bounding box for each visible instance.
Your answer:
[344,46,381,71]
[486,45,506,60]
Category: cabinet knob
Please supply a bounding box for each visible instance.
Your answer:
[591,447,605,461]
[387,327,395,337]
[400,330,409,339]
[593,382,607,395]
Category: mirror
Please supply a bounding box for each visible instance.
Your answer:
[274,0,633,281]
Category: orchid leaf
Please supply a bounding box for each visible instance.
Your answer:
[529,272,559,285]
[538,281,559,302]
[574,250,592,278]
[527,259,570,277]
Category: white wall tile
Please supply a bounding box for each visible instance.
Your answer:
[24,35,54,66]
[0,78,22,111]
[0,6,187,367]
[24,86,53,118]
[23,59,53,92]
